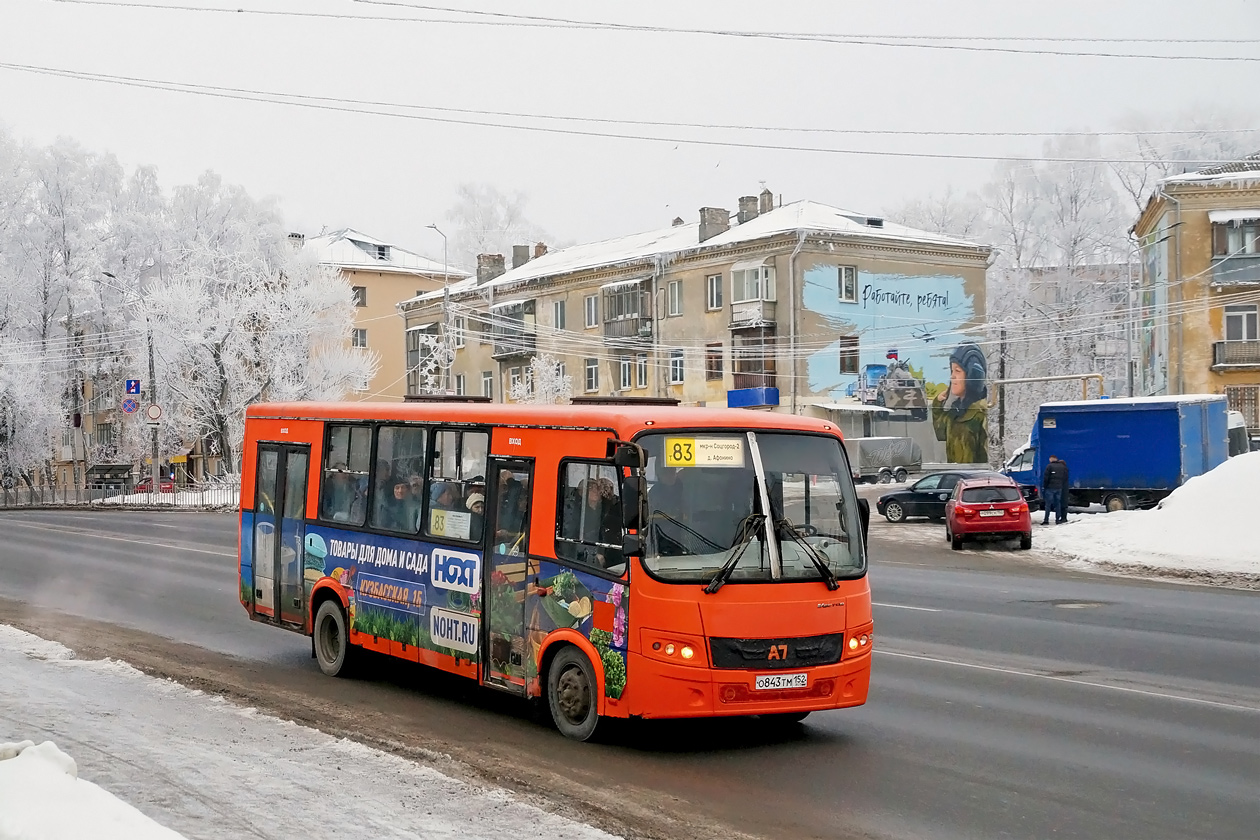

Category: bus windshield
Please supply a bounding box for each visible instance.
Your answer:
[638,431,865,585]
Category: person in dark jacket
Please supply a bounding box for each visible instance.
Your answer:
[1041,455,1069,524]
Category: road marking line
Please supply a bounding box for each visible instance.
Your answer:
[873,602,941,612]
[2,520,235,558]
[878,649,1260,714]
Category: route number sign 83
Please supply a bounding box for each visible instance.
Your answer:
[664,438,695,467]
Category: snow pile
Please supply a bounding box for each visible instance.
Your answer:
[1038,452,1260,583]
[0,740,186,840]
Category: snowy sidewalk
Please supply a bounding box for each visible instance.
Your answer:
[1035,452,1260,588]
[0,624,619,840]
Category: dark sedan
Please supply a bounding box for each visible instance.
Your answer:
[876,469,1003,523]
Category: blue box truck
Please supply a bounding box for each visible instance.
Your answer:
[1004,395,1230,512]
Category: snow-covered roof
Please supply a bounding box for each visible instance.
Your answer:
[1207,208,1260,224]
[303,228,470,279]
[484,199,988,290]
[1161,153,1260,187]
[1042,394,1227,409]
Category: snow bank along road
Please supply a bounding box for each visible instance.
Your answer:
[2,509,1258,840]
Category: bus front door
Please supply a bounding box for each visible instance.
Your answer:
[252,443,310,627]
[481,459,533,694]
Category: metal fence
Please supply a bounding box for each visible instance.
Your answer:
[0,481,241,510]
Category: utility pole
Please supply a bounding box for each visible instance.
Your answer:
[147,314,160,496]
[997,328,1007,452]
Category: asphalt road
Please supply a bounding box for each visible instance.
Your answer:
[1,507,1257,840]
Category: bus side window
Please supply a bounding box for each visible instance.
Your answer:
[425,429,489,542]
[369,425,427,533]
[555,461,624,573]
[319,425,371,526]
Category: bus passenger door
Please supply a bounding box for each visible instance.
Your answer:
[252,442,310,626]
[481,459,533,694]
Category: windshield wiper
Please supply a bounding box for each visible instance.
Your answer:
[704,514,764,594]
[776,517,840,591]
[649,509,726,553]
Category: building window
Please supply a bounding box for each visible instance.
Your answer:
[482,371,494,400]
[669,349,685,384]
[667,280,683,317]
[352,328,368,348]
[585,295,599,328]
[1214,221,1260,257]
[636,353,648,389]
[351,286,367,307]
[706,274,723,310]
[732,266,775,303]
[704,343,723,380]
[455,374,466,396]
[1226,384,1259,430]
[1225,304,1259,341]
[453,316,465,348]
[838,335,860,374]
[619,357,633,390]
[585,358,599,392]
[838,266,858,303]
[553,300,566,331]
[508,366,523,391]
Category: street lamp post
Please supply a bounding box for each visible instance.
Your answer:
[426,224,451,393]
[103,272,160,497]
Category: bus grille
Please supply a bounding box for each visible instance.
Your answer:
[708,633,844,670]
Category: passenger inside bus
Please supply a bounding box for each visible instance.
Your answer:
[558,477,622,567]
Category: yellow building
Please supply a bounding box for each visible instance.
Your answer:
[401,192,992,463]
[1133,156,1260,433]
[302,228,469,401]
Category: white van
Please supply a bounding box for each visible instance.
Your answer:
[1227,410,1251,456]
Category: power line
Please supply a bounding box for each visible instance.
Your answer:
[0,61,1242,166]
[55,0,1260,61]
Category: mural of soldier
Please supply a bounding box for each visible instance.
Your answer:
[931,343,989,464]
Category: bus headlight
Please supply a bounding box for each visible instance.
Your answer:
[680,645,695,660]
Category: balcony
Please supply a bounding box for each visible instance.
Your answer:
[729,299,776,329]
[1213,339,1260,369]
[733,372,776,390]
[1212,256,1260,287]
[492,328,536,359]
[603,316,652,341]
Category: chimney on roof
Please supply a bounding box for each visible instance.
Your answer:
[512,244,530,268]
[738,196,759,224]
[698,207,730,243]
[534,241,548,258]
[287,232,305,252]
[758,188,773,214]
[476,253,506,283]
[672,216,684,227]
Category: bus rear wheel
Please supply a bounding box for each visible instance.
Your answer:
[547,646,600,741]
[313,600,356,678]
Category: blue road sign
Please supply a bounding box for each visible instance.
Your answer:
[121,398,139,414]
[125,379,141,395]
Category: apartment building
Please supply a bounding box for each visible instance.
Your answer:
[302,228,469,400]
[400,190,991,462]
[1133,155,1260,432]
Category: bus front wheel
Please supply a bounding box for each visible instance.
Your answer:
[547,646,600,741]
[313,599,356,678]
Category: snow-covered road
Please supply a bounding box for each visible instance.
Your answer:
[0,624,618,840]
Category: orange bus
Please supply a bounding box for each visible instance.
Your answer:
[238,400,873,740]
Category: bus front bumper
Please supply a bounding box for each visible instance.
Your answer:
[626,650,872,719]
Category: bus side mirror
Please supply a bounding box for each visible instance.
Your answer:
[858,498,870,545]
[611,440,645,469]
[621,475,646,530]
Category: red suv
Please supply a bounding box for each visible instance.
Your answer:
[945,476,1031,551]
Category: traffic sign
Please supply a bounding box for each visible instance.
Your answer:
[120,398,139,414]
[125,379,141,395]
[146,404,162,421]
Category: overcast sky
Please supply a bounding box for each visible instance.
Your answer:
[4,0,1257,265]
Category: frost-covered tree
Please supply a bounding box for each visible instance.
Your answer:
[445,182,551,269]
[508,354,572,404]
